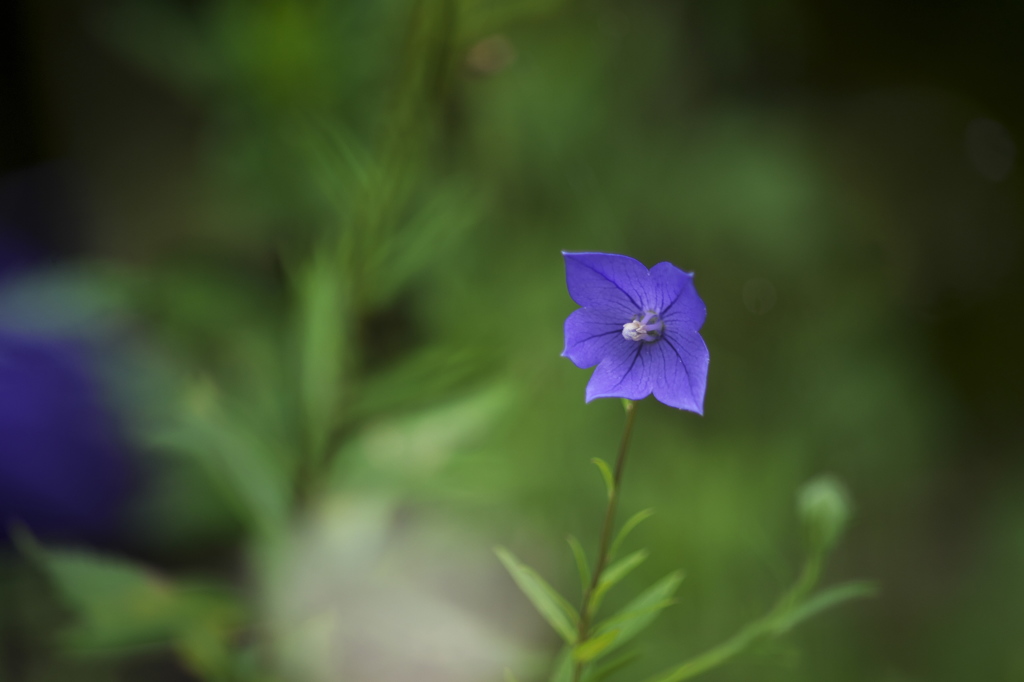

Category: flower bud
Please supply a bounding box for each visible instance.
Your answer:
[797,475,851,554]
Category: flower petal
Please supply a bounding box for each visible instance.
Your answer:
[654,264,706,332]
[562,307,630,368]
[646,329,709,413]
[585,343,654,403]
[562,252,648,317]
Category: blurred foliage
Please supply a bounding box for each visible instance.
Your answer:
[1,0,1023,680]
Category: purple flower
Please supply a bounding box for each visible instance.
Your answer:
[561,252,709,413]
[0,331,132,544]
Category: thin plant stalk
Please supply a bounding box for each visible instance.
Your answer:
[573,399,638,682]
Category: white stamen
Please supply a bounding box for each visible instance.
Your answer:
[622,311,663,342]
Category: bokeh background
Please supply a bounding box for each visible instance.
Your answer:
[2,0,1023,681]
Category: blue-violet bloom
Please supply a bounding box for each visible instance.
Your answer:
[561,252,709,413]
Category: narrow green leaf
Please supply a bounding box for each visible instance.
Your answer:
[574,629,621,663]
[594,571,684,655]
[609,508,655,560]
[16,534,242,655]
[294,251,348,465]
[771,581,877,634]
[175,619,235,682]
[549,647,575,682]
[591,549,649,611]
[640,620,765,682]
[597,598,676,633]
[593,649,642,681]
[496,547,578,644]
[151,379,290,540]
[567,535,591,595]
[591,457,615,501]
[640,581,873,682]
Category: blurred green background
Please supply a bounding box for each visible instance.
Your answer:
[1,0,1023,680]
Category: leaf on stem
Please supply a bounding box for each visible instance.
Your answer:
[771,581,877,634]
[566,534,591,595]
[591,458,615,501]
[294,251,348,465]
[609,508,654,560]
[495,547,579,644]
[152,377,290,540]
[549,647,575,682]
[596,598,676,634]
[14,530,243,658]
[593,649,642,681]
[573,629,621,663]
[639,579,873,682]
[591,549,649,612]
[593,571,684,656]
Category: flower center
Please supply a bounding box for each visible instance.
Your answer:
[622,311,663,342]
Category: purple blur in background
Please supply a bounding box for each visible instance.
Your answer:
[0,169,133,545]
[0,332,131,543]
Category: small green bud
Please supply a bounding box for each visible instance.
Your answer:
[798,475,851,554]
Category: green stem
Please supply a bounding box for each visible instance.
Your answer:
[573,400,638,682]
[642,550,827,682]
[644,621,767,682]
[779,549,823,612]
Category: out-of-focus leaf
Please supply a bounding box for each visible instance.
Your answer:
[771,581,877,634]
[566,534,591,595]
[594,571,683,655]
[152,378,291,540]
[352,344,489,418]
[369,182,486,308]
[232,642,285,682]
[337,383,511,484]
[593,649,642,681]
[591,458,615,501]
[496,547,578,644]
[504,668,520,682]
[548,648,574,682]
[16,533,243,657]
[176,619,235,682]
[609,508,654,561]
[573,629,620,663]
[591,549,649,611]
[292,251,349,466]
[301,118,374,226]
